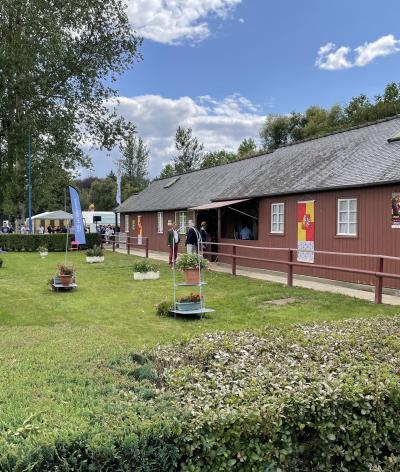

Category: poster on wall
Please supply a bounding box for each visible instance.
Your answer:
[137,215,143,245]
[392,193,400,228]
[297,201,315,263]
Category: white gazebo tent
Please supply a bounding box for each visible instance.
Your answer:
[29,210,73,233]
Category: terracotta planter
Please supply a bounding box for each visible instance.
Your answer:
[60,274,73,286]
[183,269,200,284]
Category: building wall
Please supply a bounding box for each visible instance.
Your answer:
[120,184,400,288]
[218,184,400,288]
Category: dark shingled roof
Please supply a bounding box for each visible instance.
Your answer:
[118,116,400,213]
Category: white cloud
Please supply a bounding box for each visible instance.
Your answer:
[354,34,400,67]
[315,43,352,70]
[126,0,241,44]
[316,34,400,70]
[86,94,265,177]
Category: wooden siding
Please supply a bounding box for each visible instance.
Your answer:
[121,184,400,289]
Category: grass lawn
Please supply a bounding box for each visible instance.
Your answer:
[0,250,399,454]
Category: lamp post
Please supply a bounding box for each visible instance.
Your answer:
[28,134,32,234]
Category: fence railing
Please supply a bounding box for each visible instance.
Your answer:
[202,241,400,304]
[101,234,149,258]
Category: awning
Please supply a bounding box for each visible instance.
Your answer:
[189,198,250,211]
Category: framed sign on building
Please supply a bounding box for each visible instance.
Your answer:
[392,193,400,228]
[297,201,315,263]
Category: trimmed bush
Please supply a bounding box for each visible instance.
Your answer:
[0,233,101,252]
[148,318,400,471]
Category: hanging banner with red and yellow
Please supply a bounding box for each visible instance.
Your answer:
[297,201,315,263]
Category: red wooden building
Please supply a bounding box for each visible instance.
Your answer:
[117,116,400,289]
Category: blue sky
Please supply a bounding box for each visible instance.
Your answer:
[87,0,400,178]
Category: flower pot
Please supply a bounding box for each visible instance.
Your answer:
[40,251,48,258]
[133,271,160,280]
[176,301,201,312]
[183,269,200,284]
[86,256,104,264]
[59,274,73,286]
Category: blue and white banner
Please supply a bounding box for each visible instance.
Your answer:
[116,172,122,205]
[69,186,86,245]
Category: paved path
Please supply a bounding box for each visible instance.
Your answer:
[109,246,400,306]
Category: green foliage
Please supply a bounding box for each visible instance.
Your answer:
[175,253,208,270]
[237,137,257,158]
[58,263,74,276]
[0,233,101,251]
[0,0,141,221]
[159,127,204,177]
[133,259,158,273]
[85,245,104,257]
[119,132,150,194]
[155,301,174,317]
[201,150,237,169]
[260,81,400,150]
[149,318,400,471]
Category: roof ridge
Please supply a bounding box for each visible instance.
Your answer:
[153,114,400,182]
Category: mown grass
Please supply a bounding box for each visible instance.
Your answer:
[0,251,398,453]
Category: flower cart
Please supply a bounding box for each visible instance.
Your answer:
[170,227,214,318]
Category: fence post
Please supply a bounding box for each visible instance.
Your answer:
[287,249,293,287]
[232,245,236,276]
[127,237,130,255]
[145,237,149,258]
[374,256,384,304]
[112,239,115,252]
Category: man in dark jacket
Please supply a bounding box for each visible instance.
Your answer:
[185,220,198,254]
[167,222,180,266]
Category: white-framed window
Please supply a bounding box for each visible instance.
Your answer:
[271,203,285,234]
[175,211,188,234]
[124,215,129,233]
[337,198,357,236]
[157,211,164,234]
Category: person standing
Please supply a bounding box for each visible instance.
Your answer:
[20,225,27,235]
[47,224,53,234]
[185,220,198,254]
[240,223,253,240]
[38,225,45,235]
[167,222,180,266]
[200,221,208,256]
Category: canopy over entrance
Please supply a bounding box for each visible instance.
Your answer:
[189,198,250,211]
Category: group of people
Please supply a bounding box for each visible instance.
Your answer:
[167,220,208,265]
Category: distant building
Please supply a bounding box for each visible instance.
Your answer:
[116,116,400,288]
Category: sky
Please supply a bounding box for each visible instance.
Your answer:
[85,0,400,178]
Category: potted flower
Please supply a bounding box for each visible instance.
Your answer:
[176,293,203,311]
[175,254,208,284]
[38,246,48,258]
[58,263,75,287]
[133,260,160,280]
[85,245,104,263]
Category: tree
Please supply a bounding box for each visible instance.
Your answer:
[201,150,237,169]
[0,0,141,223]
[89,178,117,211]
[119,133,149,193]
[173,126,204,173]
[260,115,292,150]
[159,163,176,179]
[237,138,257,158]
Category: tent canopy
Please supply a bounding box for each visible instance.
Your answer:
[31,210,73,220]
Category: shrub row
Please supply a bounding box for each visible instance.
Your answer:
[148,318,400,471]
[2,318,400,470]
[0,233,101,252]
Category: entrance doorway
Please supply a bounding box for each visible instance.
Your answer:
[196,209,218,260]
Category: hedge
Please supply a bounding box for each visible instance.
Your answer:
[2,318,400,470]
[148,318,400,471]
[0,233,101,252]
